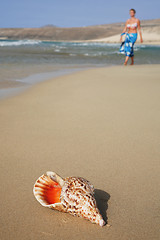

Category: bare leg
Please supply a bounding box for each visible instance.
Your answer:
[130,56,134,65]
[124,56,129,65]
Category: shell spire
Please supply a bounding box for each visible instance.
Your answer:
[33,171,106,226]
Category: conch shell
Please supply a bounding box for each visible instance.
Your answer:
[33,171,105,226]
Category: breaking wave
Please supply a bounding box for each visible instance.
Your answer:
[0,39,42,47]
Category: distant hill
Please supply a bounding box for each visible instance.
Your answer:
[41,24,57,28]
[0,19,160,41]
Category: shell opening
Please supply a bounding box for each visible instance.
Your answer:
[33,174,62,206]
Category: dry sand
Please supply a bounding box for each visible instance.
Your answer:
[89,30,160,45]
[0,65,160,240]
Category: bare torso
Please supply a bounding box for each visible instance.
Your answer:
[126,18,138,33]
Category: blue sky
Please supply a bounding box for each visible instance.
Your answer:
[1,0,160,28]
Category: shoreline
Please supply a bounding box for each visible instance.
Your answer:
[0,67,93,101]
[1,38,160,45]
[1,61,160,101]
[1,39,160,101]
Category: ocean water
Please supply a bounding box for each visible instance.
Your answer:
[1,39,160,66]
[0,39,160,97]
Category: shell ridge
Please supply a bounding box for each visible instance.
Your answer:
[33,174,62,208]
[33,172,106,226]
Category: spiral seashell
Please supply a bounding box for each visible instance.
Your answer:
[33,171,105,226]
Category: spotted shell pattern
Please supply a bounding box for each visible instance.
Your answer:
[33,171,105,226]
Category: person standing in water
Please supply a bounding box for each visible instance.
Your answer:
[120,9,143,65]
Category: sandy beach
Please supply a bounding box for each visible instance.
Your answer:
[89,29,160,45]
[0,65,160,240]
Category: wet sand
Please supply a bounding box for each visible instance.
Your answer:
[0,65,160,240]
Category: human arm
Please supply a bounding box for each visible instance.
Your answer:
[120,21,128,42]
[137,19,143,43]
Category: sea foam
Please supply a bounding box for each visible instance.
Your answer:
[0,40,42,47]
